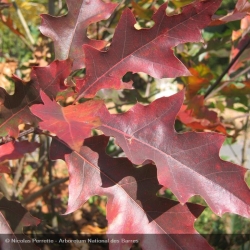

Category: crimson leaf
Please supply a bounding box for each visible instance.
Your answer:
[0,60,74,138]
[31,91,104,152]
[40,0,117,70]
[98,90,250,217]
[211,0,250,25]
[50,135,212,250]
[31,59,72,100]
[0,194,40,250]
[0,76,40,138]
[76,0,222,99]
[0,141,39,162]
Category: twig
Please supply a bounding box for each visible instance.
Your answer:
[14,169,36,198]
[0,127,53,145]
[21,177,69,205]
[47,136,57,229]
[241,106,249,167]
[205,65,250,99]
[18,34,35,52]
[230,113,250,121]
[0,18,35,52]
[228,144,241,164]
[14,154,47,198]
[105,0,125,29]
[241,118,249,167]
[204,39,250,99]
[0,175,11,199]
[96,22,99,40]
[48,0,55,15]
[12,155,26,195]
[48,153,58,231]
[11,0,35,45]
[18,127,36,138]
[55,2,67,16]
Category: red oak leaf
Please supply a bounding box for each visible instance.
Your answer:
[211,0,250,26]
[50,135,212,250]
[229,34,250,75]
[0,194,40,250]
[30,91,104,152]
[0,14,24,38]
[0,141,39,162]
[236,0,250,12]
[177,95,227,134]
[31,59,72,99]
[0,76,41,138]
[0,60,72,138]
[177,106,227,134]
[40,0,117,70]
[76,0,222,99]
[97,90,250,217]
[183,64,214,100]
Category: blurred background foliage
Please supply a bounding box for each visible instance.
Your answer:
[1,0,250,249]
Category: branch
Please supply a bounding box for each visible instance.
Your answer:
[21,177,69,205]
[205,65,250,99]
[230,113,250,121]
[204,39,250,99]
[0,17,35,52]
[241,105,250,167]
[14,154,47,198]
[11,0,35,45]
[0,127,52,145]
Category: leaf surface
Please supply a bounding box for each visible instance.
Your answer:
[0,76,40,138]
[40,0,117,70]
[0,194,40,250]
[76,0,222,99]
[211,0,250,26]
[177,95,227,134]
[229,34,250,75]
[183,64,214,100]
[31,91,104,152]
[0,141,39,162]
[236,0,250,12]
[31,59,72,99]
[50,135,212,250]
[0,59,73,138]
[98,90,250,217]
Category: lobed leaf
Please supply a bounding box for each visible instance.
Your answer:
[0,141,39,162]
[177,95,227,134]
[50,135,212,250]
[98,90,250,217]
[31,59,72,100]
[0,76,41,138]
[31,91,104,152]
[76,0,222,99]
[211,0,250,26]
[40,0,117,70]
[0,194,40,250]
[0,59,74,138]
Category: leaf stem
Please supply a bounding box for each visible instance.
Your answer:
[204,39,250,99]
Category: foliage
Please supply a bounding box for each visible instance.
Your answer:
[0,0,250,249]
